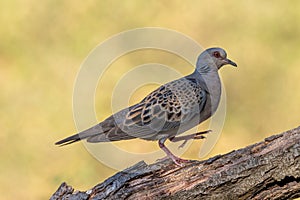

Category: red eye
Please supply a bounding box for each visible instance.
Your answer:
[213,51,221,58]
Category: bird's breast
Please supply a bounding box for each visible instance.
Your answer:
[203,73,222,116]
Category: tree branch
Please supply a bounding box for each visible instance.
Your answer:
[51,126,300,199]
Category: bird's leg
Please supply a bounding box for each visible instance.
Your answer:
[169,130,211,149]
[158,138,188,166]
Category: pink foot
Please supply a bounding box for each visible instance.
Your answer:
[159,138,191,167]
[157,156,189,166]
[172,156,189,166]
[170,130,212,149]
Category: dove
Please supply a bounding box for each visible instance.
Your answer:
[55,47,237,166]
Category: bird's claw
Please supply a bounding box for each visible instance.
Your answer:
[177,130,211,149]
[173,157,189,167]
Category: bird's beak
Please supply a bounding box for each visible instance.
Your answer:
[225,58,237,67]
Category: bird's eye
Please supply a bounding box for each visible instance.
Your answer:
[213,51,221,58]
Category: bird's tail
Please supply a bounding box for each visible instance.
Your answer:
[55,133,83,146]
[55,118,135,146]
[55,124,104,146]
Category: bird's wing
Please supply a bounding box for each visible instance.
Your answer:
[87,77,208,142]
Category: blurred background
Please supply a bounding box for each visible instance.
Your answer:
[1,1,300,199]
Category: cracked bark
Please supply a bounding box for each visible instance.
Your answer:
[51,126,300,200]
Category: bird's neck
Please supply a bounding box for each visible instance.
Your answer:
[189,69,221,92]
[195,62,218,74]
[194,63,221,92]
[191,67,219,79]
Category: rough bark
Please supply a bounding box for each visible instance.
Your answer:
[51,126,300,200]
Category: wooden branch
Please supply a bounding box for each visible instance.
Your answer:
[51,126,300,200]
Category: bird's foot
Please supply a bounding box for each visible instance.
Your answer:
[170,130,212,149]
[172,156,189,167]
[157,155,189,167]
[158,138,190,167]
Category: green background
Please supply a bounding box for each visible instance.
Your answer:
[1,1,300,199]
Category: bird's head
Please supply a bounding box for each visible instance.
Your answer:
[196,47,237,73]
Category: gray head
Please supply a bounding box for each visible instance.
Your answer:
[196,47,237,73]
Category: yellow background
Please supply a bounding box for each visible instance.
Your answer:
[1,1,300,199]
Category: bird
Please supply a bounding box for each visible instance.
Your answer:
[55,47,237,166]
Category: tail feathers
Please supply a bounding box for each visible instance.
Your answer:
[55,134,82,146]
[55,122,134,146]
[55,123,107,146]
[55,131,104,146]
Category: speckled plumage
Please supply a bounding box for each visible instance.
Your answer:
[56,47,237,165]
